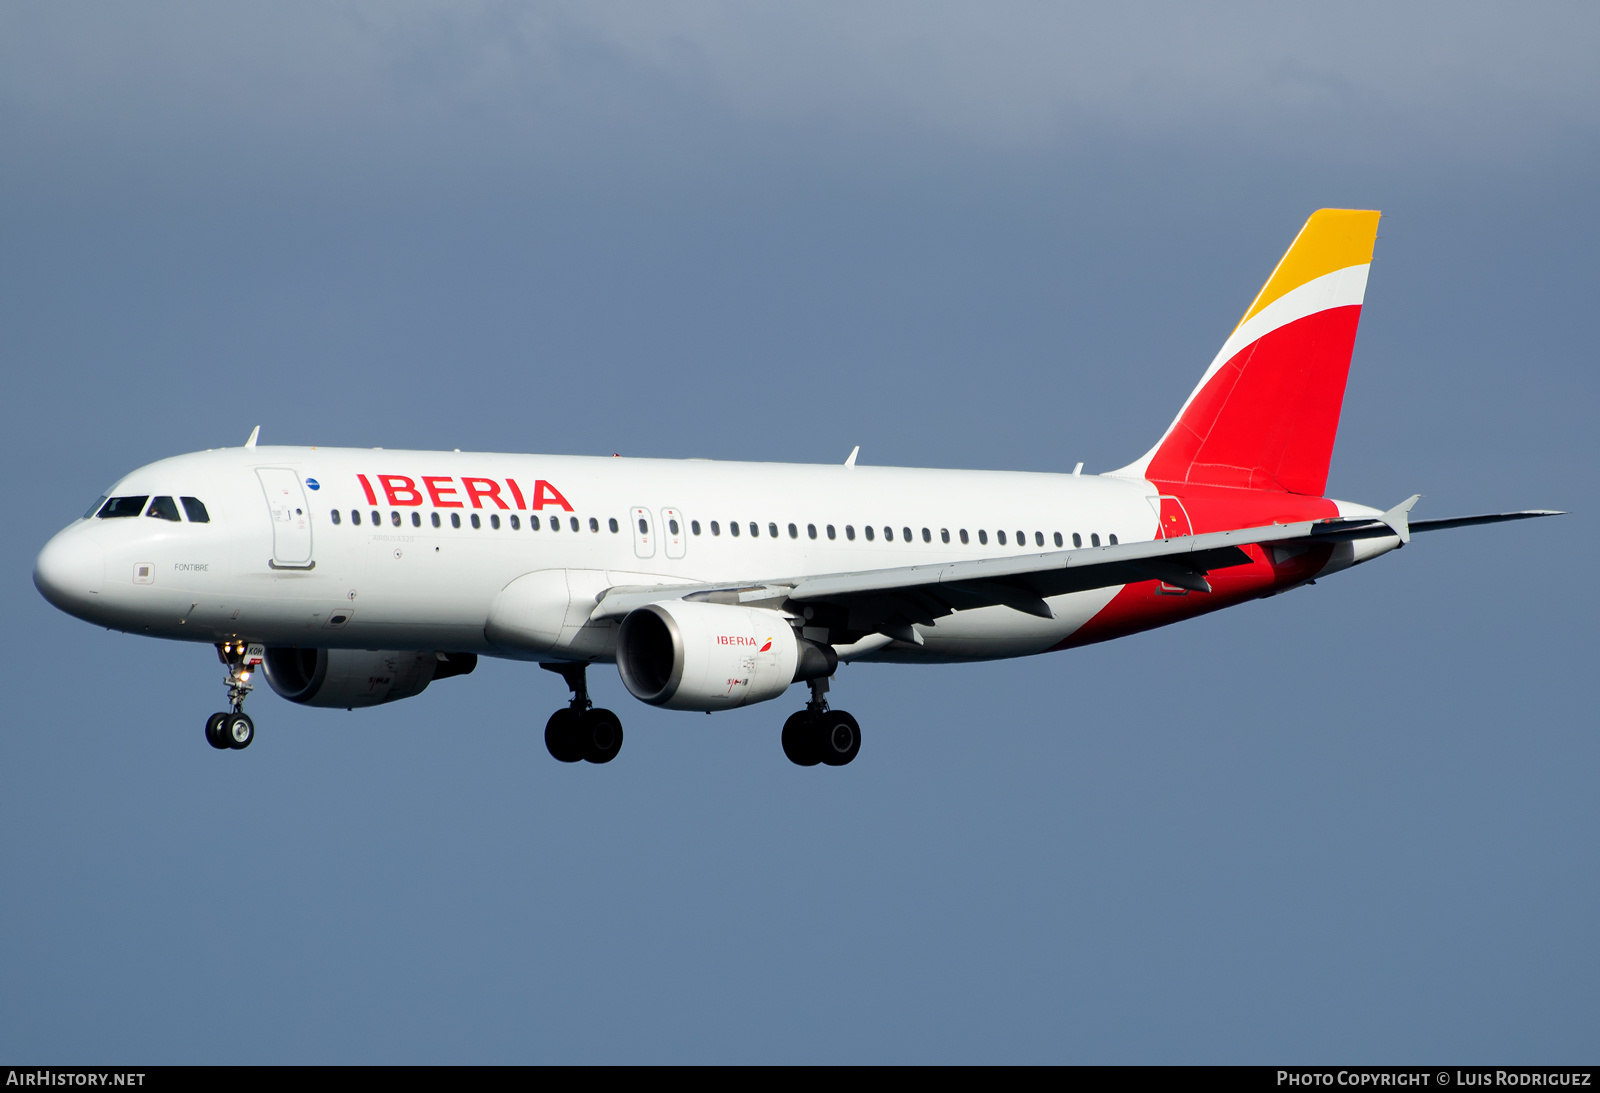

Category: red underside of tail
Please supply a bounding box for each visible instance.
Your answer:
[1050,487,1340,652]
[1146,306,1361,496]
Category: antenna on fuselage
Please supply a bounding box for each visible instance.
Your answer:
[245,426,260,449]
[844,445,859,468]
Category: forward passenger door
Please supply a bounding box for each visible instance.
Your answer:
[256,468,314,569]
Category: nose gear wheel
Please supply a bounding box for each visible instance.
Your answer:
[205,641,260,752]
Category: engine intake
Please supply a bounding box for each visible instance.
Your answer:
[616,600,834,711]
[263,648,476,709]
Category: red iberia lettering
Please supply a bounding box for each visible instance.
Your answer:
[506,478,527,509]
[422,476,462,508]
[531,480,573,512]
[379,475,423,506]
[357,474,378,505]
[462,478,509,510]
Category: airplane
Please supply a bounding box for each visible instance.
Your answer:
[33,208,1561,767]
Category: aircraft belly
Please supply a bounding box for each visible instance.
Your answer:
[868,585,1123,662]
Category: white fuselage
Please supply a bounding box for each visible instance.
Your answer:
[36,445,1387,668]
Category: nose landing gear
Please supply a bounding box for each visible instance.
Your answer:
[205,641,260,751]
[782,676,860,767]
[541,662,624,764]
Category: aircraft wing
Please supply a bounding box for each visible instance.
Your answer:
[589,501,1561,642]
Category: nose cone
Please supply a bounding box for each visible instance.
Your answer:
[35,527,106,619]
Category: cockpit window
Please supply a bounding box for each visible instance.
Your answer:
[180,497,210,523]
[84,496,107,519]
[146,496,182,522]
[98,496,148,519]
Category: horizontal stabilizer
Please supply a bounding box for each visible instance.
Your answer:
[1411,509,1565,533]
[1309,508,1564,543]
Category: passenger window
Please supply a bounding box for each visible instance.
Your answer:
[978,530,988,545]
[570,517,580,532]
[1035,531,1044,547]
[845,525,855,540]
[750,522,759,538]
[452,513,462,529]
[610,517,620,533]
[509,515,520,530]
[1017,531,1025,547]
[371,511,380,526]
[331,509,341,525]
[1054,532,1063,547]
[432,512,442,528]
[99,496,149,519]
[471,514,481,529]
[902,527,911,542]
[959,529,968,544]
[180,497,210,523]
[788,523,798,539]
[663,518,676,535]
[865,526,875,541]
[351,510,362,526]
[826,525,836,540]
[638,518,648,534]
[884,527,895,541]
[412,512,422,528]
[1109,534,1118,545]
[1073,533,1082,548]
[691,520,701,536]
[730,522,739,537]
[922,528,931,543]
[1091,533,1100,547]
[711,521,721,536]
[84,496,108,519]
[491,514,501,530]
[997,530,1007,545]
[807,524,817,540]
[392,511,402,527]
[530,515,540,530]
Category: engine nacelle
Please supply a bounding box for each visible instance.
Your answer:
[262,648,476,709]
[616,600,835,712]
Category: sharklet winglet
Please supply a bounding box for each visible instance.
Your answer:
[1380,494,1422,544]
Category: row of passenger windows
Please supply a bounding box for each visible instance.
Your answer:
[331,508,1116,548]
[94,495,210,523]
[699,520,1115,548]
[333,509,616,532]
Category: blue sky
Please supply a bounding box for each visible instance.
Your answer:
[2,2,1595,1062]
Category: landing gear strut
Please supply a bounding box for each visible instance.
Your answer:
[541,662,623,764]
[205,641,258,751]
[782,676,860,767]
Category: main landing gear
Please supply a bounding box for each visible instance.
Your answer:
[205,641,257,751]
[782,676,860,767]
[541,662,623,764]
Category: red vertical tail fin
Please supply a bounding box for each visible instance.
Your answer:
[1115,209,1381,496]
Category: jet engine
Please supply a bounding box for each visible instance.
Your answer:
[616,600,835,711]
[262,648,477,709]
